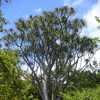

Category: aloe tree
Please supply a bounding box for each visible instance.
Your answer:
[3,6,98,100]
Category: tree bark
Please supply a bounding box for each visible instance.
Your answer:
[41,74,49,100]
[51,92,54,100]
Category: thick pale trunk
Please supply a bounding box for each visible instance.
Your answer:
[51,92,54,100]
[51,84,55,100]
[41,74,49,100]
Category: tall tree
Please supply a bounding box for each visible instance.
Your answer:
[3,6,98,100]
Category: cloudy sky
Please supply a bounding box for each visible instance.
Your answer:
[1,0,100,66]
[1,0,99,36]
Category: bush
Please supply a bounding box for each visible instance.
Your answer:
[60,85,100,100]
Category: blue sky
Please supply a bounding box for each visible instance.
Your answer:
[1,0,100,38]
[1,0,63,21]
[1,0,97,21]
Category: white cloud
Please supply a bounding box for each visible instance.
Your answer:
[84,0,100,37]
[34,8,42,13]
[94,50,100,62]
[83,1,100,64]
[64,0,85,6]
[64,0,70,6]
[72,0,85,6]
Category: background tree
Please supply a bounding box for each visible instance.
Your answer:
[0,0,9,32]
[0,50,20,99]
[0,49,39,100]
[3,6,98,100]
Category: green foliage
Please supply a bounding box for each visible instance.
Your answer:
[0,50,19,99]
[60,85,100,100]
[95,16,100,30]
[95,16,100,23]
[0,50,38,100]
[68,71,96,90]
[0,10,7,32]
[0,0,9,32]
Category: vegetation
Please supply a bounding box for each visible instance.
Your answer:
[0,0,100,100]
[0,50,38,100]
[60,85,100,100]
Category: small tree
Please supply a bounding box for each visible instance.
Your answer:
[0,50,20,99]
[3,6,98,100]
[0,49,39,99]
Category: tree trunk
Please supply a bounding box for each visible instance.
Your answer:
[51,92,54,100]
[41,74,49,100]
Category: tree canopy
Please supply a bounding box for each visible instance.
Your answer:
[2,6,98,100]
